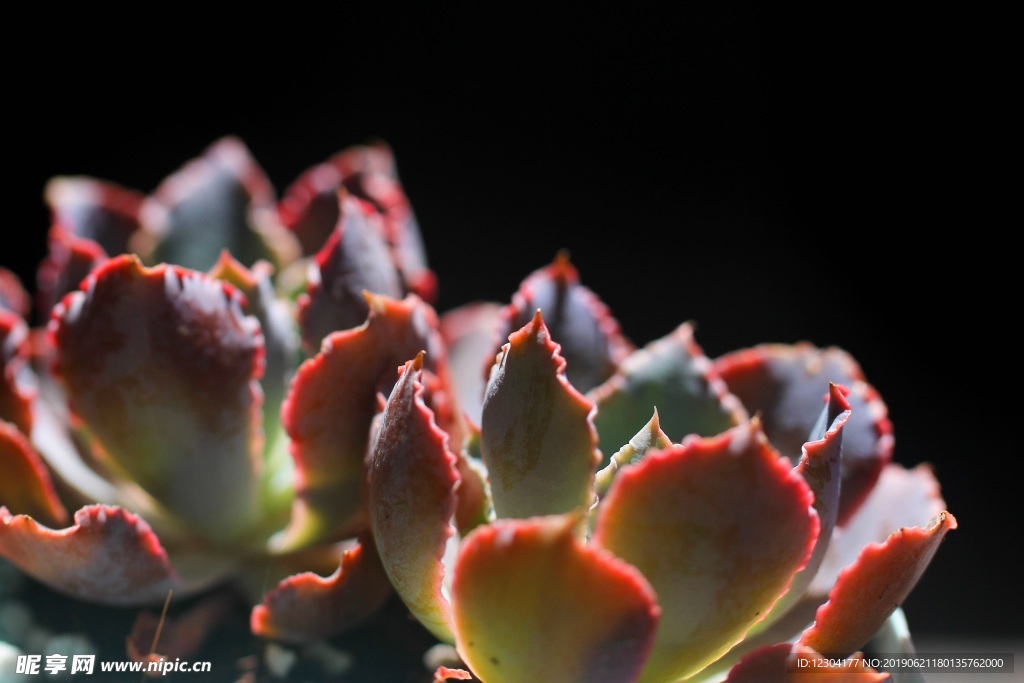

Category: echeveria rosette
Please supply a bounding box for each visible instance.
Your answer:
[368,256,956,682]
[0,137,445,647]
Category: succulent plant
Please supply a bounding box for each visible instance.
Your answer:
[0,136,954,682]
[0,137,439,649]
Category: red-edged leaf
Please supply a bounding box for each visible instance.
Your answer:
[0,505,180,605]
[368,354,459,642]
[50,256,265,542]
[36,227,108,317]
[452,515,659,683]
[298,192,405,351]
[138,136,297,271]
[593,419,820,683]
[590,322,746,465]
[251,535,392,643]
[752,383,851,634]
[277,161,347,256]
[493,253,633,394]
[280,293,449,548]
[329,141,436,303]
[725,643,890,682]
[0,421,67,526]
[0,268,30,316]
[1,310,34,435]
[44,176,143,255]
[715,343,893,526]
[799,511,957,656]
[480,310,600,520]
[809,464,947,596]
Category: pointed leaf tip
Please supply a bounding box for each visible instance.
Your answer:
[481,312,599,521]
[594,419,819,682]
[800,511,957,657]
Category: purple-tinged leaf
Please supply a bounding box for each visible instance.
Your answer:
[724,643,889,682]
[593,419,819,683]
[809,463,947,597]
[43,176,143,255]
[799,511,956,657]
[715,343,893,526]
[752,383,851,634]
[480,310,600,521]
[137,136,298,272]
[0,505,181,605]
[494,253,633,394]
[590,322,746,464]
[0,420,68,526]
[280,293,449,548]
[50,255,265,542]
[1,310,34,436]
[36,226,108,317]
[277,161,346,256]
[368,354,459,641]
[330,141,436,304]
[298,193,404,352]
[0,268,30,316]
[251,535,392,643]
[452,514,659,683]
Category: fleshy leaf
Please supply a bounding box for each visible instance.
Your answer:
[0,505,180,605]
[493,253,633,394]
[298,193,405,351]
[251,535,392,643]
[593,419,819,683]
[593,409,673,500]
[209,253,298,458]
[277,161,347,255]
[752,383,851,634]
[452,515,659,683]
[453,452,492,536]
[867,608,926,683]
[0,268,29,316]
[480,310,600,520]
[433,667,474,682]
[0,420,68,526]
[799,511,956,657]
[50,255,265,542]
[138,136,297,271]
[440,302,504,429]
[330,141,436,303]
[809,463,946,596]
[1,310,34,435]
[715,343,893,525]
[368,354,458,642]
[280,293,449,548]
[44,176,143,255]
[36,227,108,316]
[724,643,889,682]
[590,322,747,466]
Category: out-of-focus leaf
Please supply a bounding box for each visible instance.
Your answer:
[0,421,67,526]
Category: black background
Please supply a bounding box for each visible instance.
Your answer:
[6,7,1013,642]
